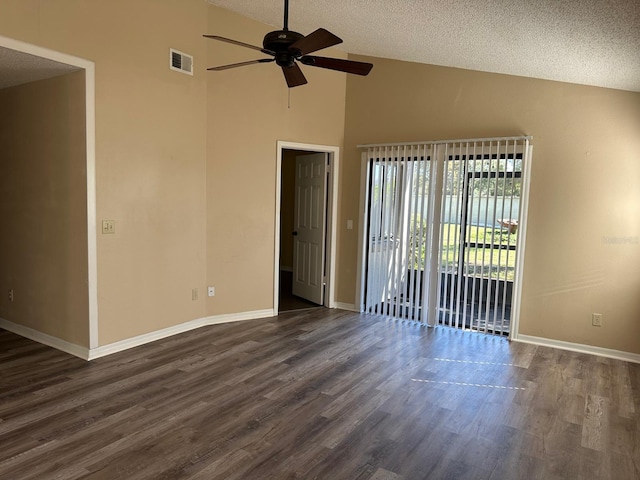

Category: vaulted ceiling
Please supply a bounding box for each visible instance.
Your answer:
[208,0,640,92]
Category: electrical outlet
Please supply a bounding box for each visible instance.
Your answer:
[592,313,603,327]
[8,289,14,302]
[102,220,115,234]
[192,288,198,301]
[208,286,215,297]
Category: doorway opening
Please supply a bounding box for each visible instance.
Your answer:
[0,35,97,352]
[274,142,339,314]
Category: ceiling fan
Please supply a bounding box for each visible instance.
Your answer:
[204,0,373,88]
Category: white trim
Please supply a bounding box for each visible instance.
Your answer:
[205,309,274,325]
[0,317,89,360]
[0,35,99,349]
[513,334,640,364]
[274,141,340,313]
[2,310,274,361]
[509,143,533,340]
[356,153,369,313]
[88,309,274,360]
[326,149,339,310]
[8,313,639,365]
[274,147,283,313]
[333,302,359,312]
[85,60,98,349]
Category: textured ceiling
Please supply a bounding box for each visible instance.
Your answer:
[0,46,79,90]
[208,0,640,92]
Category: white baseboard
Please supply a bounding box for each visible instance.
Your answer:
[514,334,640,364]
[8,313,637,365]
[1,309,275,361]
[333,302,359,312]
[0,317,90,359]
[205,308,275,326]
[88,309,275,360]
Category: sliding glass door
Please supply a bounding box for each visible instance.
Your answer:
[361,138,531,337]
[438,143,523,334]
[363,145,438,322]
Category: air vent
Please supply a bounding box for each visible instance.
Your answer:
[170,48,193,75]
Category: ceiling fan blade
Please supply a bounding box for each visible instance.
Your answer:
[203,35,275,56]
[282,63,308,88]
[289,28,342,56]
[299,56,373,76]
[208,58,275,71]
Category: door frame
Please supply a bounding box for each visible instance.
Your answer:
[274,141,339,313]
[0,35,98,349]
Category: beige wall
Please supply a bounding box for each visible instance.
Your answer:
[0,72,89,345]
[0,0,209,345]
[341,55,640,354]
[205,9,346,316]
[0,1,346,345]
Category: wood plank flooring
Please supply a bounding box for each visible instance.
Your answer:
[1,309,639,479]
[279,270,322,312]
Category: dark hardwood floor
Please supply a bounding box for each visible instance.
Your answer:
[1,310,639,479]
[279,270,322,312]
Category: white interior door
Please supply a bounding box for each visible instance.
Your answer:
[293,153,328,304]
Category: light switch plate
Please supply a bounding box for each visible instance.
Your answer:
[102,220,115,234]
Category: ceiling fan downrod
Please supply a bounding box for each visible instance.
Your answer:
[283,0,289,31]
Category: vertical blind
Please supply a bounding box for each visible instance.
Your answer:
[362,137,531,336]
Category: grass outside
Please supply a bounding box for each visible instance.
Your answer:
[412,223,517,281]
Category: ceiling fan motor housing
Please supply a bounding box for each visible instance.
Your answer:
[263,30,303,66]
